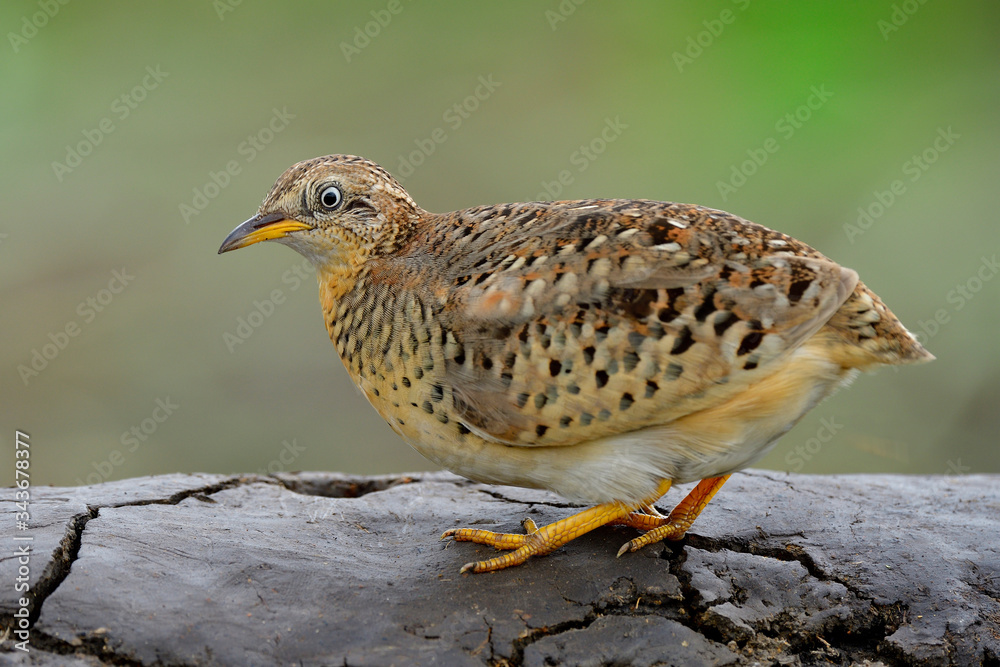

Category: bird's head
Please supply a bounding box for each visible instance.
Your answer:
[218,154,422,268]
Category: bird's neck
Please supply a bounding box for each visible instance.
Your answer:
[317,261,366,318]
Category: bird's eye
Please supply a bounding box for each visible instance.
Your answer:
[319,185,343,210]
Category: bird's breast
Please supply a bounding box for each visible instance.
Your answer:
[320,276,484,466]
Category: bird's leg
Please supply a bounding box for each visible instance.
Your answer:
[610,511,667,531]
[616,475,731,557]
[442,479,673,573]
[641,503,667,518]
[609,502,670,530]
[440,518,538,552]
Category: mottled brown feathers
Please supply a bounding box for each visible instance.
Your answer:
[223,154,934,571]
[237,154,931,502]
[321,191,929,448]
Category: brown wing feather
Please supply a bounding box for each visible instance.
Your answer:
[390,200,856,446]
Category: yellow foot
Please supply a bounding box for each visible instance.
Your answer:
[442,480,672,573]
[441,517,538,552]
[616,475,731,557]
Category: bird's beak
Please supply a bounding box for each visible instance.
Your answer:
[218,212,314,254]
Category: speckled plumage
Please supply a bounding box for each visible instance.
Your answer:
[220,154,932,572]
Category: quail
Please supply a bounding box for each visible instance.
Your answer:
[219,154,933,573]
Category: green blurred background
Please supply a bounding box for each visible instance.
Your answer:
[2,1,998,488]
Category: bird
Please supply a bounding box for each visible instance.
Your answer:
[219,154,933,574]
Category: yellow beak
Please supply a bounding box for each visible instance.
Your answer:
[218,213,314,254]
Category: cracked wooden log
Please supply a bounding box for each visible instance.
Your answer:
[1,471,998,666]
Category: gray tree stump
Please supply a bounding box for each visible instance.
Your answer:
[1,470,998,666]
